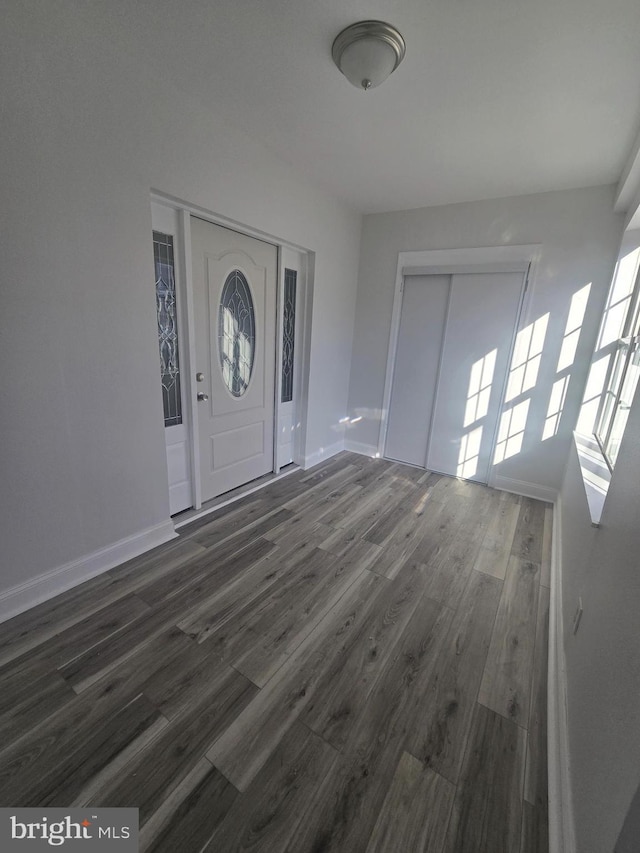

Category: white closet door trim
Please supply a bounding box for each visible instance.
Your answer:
[403,261,529,276]
[179,209,202,509]
[378,244,541,459]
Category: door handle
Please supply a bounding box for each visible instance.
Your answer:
[197,392,209,401]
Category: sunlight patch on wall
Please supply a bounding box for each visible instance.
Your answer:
[542,376,570,440]
[464,349,497,427]
[576,353,611,434]
[457,426,483,478]
[557,283,591,371]
[505,314,549,402]
[494,399,530,463]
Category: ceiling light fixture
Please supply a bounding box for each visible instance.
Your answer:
[332,20,406,91]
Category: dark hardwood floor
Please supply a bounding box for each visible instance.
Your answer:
[0,452,550,852]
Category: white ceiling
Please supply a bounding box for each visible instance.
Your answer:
[96,0,640,213]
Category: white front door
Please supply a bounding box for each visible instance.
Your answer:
[191,216,277,501]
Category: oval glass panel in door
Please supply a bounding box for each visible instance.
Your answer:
[218,269,256,396]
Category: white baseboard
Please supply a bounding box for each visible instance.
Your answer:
[547,496,576,853]
[490,474,558,503]
[344,439,379,458]
[302,440,345,470]
[0,520,177,625]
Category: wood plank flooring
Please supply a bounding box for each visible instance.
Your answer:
[0,452,551,852]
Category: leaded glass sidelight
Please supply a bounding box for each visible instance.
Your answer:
[153,231,182,427]
[218,270,256,397]
[281,268,297,403]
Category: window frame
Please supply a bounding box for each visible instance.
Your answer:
[594,255,640,471]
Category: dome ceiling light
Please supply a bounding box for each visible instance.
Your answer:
[332,20,406,91]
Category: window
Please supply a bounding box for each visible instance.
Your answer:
[281,268,297,403]
[153,231,182,427]
[594,247,640,470]
[218,269,256,397]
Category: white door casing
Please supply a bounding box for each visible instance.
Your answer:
[151,201,193,515]
[190,216,277,501]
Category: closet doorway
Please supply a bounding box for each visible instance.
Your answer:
[383,253,533,484]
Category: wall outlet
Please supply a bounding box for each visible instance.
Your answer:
[573,597,584,635]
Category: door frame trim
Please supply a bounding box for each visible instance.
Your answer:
[151,191,311,513]
[151,201,196,515]
[179,210,202,508]
[276,248,308,469]
[379,245,542,480]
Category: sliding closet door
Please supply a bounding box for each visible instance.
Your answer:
[426,271,525,483]
[385,274,450,466]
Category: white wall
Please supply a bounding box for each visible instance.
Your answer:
[0,2,361,613]
[347,186,624,492]
[559,379,640,852]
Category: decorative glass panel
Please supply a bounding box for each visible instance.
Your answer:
[281,268,297,403]
[153,231,182,427]
[218,270,255,397]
